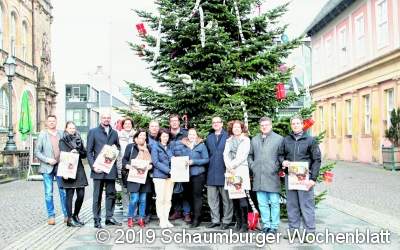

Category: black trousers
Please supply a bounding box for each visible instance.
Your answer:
[232,198,248,227]
[185,173,206,221]
[92,179,116,221]
[66,187,85,218]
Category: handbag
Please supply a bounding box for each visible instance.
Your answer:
[245,190,261,231]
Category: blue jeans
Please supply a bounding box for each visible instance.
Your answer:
[256,191,280,230]
[128,192,146,219]
[42,172,67,218]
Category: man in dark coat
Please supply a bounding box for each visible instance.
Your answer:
[278,115,321,238]
[205,117,233,230]
[87,112,121,228]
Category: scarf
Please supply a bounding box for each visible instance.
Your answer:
[228,136,242,160]
[136,143,151,162]
[62,132,82,150]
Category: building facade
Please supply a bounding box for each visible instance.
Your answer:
[0,0,56,150]
[306,0,400,163]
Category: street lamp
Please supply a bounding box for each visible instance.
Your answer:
[3,55,17,151]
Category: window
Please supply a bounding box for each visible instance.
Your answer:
[355,14,365,59]
[338,27,347,66]
[0,88,9,129]
[363,94,371,134]
[325,37,333,74]
[346,99,352,135]
[319,106,324,133]
[22,21,28,62]
[66,85,89,102]
[10,12,17,56]
[376,0,388,48]
[313,45,321,80]
[66,109,88,126]
[386,88,394,128]
[331,103,337,136]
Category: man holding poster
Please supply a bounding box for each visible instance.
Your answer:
[87,112,121,228]
[278,115,321,238]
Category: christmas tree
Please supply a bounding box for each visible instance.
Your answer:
[128,0,302,134]
[120,0,335,217]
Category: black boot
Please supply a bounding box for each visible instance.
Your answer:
[72,215,85,226]
[234,208,242,232]
[94,219,102,228]
[67,217,81,227]
[239,207,248,233]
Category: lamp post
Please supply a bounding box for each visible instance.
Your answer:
[3,55,17,151]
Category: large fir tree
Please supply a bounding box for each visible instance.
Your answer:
[128,0,302,133]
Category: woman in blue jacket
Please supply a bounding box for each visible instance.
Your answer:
[173,128,209,228]
[151,128,174,228]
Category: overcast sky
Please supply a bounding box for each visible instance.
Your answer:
[51,0,328,89]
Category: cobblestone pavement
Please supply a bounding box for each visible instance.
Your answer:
[0,173,93,249]
[315,161,400,217]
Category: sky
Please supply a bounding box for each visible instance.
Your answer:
[51,0,329,90]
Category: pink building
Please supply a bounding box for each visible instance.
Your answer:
[306,0,400,163]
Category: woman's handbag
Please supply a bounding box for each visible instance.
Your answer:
[245,190,260,231]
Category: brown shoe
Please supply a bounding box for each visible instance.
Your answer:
[48,218,55,225]
[184,214,192,223]
[169,211,183,220]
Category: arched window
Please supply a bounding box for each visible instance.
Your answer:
[0,88,9,129]
[10,12,17,56]
[22,21,28,61]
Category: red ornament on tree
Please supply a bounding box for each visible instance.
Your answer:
[323,171,334,183]
[275,83,286,100]
[278,170,286,178]
[303,118,315,131]
[135,23,147,36]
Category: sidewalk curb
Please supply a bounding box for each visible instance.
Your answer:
[323,195,400,235]
[4,198,93,250]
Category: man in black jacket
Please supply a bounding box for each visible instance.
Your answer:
[278,115,321,237]
[87,112,121,228]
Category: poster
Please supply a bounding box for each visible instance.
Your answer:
[288,161,310,191]
[57,151,80,179]
[225,173,246,199]
[170,156,189,182]
[127,159,150,184]
[93,145,119,174]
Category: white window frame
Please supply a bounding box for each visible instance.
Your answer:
[313,45,321,81]
[346,99,352,135]
[355,13,366,59]
[319,106,324,133]
[338,26,347,66]
[364,94,371,135]
[331,103,337,136]
[0,88,9,129]
[10,12,17,56]
[325,37,333,74]
[376,0,389,48]
[386,88,394,128]
[22,22,28,62]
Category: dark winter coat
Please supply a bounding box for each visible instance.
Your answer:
[121,143,153,193]
[172,137,209,177]
[59,132,88,188]
[278,132,322,181]
[151,142,173,179]
[86,125,120,180]
[248,132,283,192]
[205,129,228,186]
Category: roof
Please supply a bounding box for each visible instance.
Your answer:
[305,0,357,37]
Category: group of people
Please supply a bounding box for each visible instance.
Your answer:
[35,112,321,237]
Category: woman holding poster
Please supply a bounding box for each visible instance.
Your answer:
[59,121,88,227]
[223,120,251,233]
[122,129,153,228]
[172,128,209,228]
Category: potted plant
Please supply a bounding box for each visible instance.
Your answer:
[383,108,400,171]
